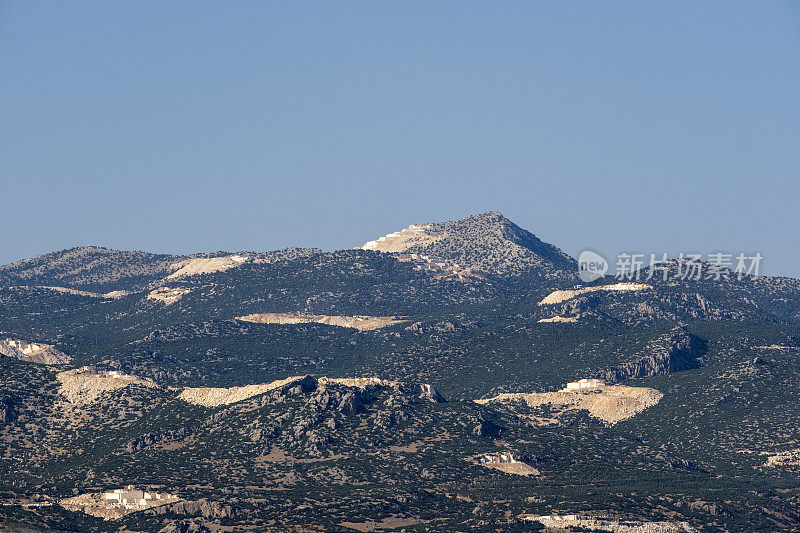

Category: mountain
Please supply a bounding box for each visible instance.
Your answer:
[0,246,321,294]
[361,211,577,278]
[2,212,800,532]
[0,246,180,293]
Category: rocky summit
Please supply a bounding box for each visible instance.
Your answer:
[1,212,800,532]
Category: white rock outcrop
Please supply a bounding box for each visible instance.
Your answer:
[538,283,652,306]
[56,368,157,405]
[360,224,440,253]
[147,286,191,305]
[177,376,307,407]
[0,338,71,365]
[523,514,698,532]
[167,255,249,279]
[476,384,662,425]
[538,315,579,323]
[235,312,405,331]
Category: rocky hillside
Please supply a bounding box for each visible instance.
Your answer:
[0,247,180,293]
[2,212,800,531]
[0,246,322,294]
[362,211,577,278]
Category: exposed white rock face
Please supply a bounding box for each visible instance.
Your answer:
[538,315,579,323]
[178,375,445,407]
[0,338,71,365]
[177,376,308,407]
[40,286,129,299]
[538,283,652,305]
[59,487,179,520]
[475,452,539,476]
[522,514,699,532]
[360,224,440,253]
[56,368,157,405]
[235,312,405,331]
[147,286,191,305]
[167,254,249,279]
[476,384,662,425]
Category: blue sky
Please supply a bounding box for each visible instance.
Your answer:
[2,1,799,276]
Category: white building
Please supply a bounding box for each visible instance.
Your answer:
[478,453,518,464]
[102,486,164,509]
[560,378,605,392]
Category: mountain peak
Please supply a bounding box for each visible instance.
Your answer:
[361,212,576,278]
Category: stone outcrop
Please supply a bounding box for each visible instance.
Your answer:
[158,499,233,519]
[604,328,706,383]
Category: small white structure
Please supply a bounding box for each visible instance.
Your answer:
[560,378,605,392]
[6,339,42,355]
[102,486,165,509]
[478,453,518,464]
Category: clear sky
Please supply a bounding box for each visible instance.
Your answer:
[2,1,799,276]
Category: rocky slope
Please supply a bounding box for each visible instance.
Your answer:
[0,338,71,365]
[235,312,405,331]
[603,327,707,383]
[2,212,800,531]
[362,211,577,278]
[0,246,180,293]
[477,384,663,425]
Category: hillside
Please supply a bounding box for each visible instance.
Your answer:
[361,211,577,278]
[1,212,800,532]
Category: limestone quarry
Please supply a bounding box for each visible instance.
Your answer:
[538,315,579,323]
[56,368,158,405]
[178,376,308,407]
[474,452,539,476]
[0,338,71,365]
[167,254,249,278]
[147,286,191,305]
[58,487,179,520]
[178,375,444,407]
[538,283,652,305]
[235,312,405,331]
[522,514,699,532]
[476,382,662,425]
[38,286,129,299]
[360,224,441,253]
